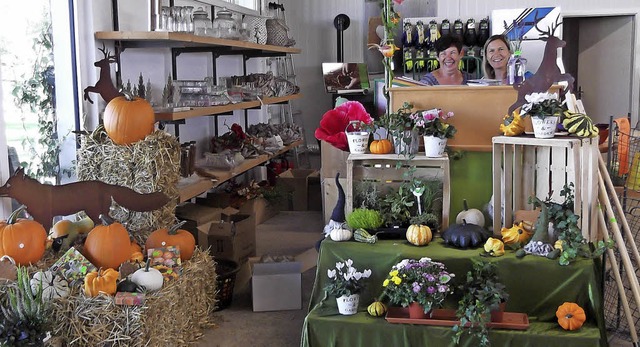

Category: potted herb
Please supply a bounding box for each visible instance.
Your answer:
[324,259,372,315]
[376,101,419,155]
[453,260,509,347]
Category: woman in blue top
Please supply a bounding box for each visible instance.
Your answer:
[419,35,471,85]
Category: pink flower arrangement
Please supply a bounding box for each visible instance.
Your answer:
[410,108,457,139]
[315,101,373,151]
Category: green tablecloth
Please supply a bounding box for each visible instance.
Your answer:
[301,239,606,347]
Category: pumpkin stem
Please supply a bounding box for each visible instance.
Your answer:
[98,214,115,226]
[7,205,27,224]
[144,258,151,272]
[462,218,467,225]
[168,220,188,235]
[463,199,469,211]
[120,89,135,101]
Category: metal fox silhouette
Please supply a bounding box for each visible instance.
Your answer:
[0,168,170,231]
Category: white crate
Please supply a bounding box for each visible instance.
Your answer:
[492,136,600,241]
[346,153,450,230]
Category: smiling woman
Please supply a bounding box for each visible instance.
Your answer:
[419,35,472,85]
[482,34,512,83]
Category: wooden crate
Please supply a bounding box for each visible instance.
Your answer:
[492,136,600,241]
[346,153,450,230]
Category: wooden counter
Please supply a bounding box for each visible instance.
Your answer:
[389,85,561,152]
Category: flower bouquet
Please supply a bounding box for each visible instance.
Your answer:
[325,259,372,315]
[382,257,454,316]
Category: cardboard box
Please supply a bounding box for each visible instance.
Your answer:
[176,203,223,243]
[239,197,280,225]
[278,169,317,211]
[197,213,256,264]
[196,191,236,208]
[252,261,302,312]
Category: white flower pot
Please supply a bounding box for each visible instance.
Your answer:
[531,116,559,139]
[423,136,447,157]
[336,293,359,315]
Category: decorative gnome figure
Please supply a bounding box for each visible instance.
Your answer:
[316,173,346,250]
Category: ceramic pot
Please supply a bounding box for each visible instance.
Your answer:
[531,116,559,139]
[490,301,507,322]
[336,293,359,315]
[392,129,420,155]
[423,135,447,157]
[408,302,429,319]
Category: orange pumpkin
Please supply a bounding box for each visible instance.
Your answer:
[0,205,47,266]
[103,92,155,145]
[84,268,119,297]
[83,215,132,269]
[406,224,432,246]
[146,221,195,261]
[130,240,144,263]
[556,302,586,331]
[370,139,393,154]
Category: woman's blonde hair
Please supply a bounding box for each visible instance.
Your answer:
[482,35,512,79]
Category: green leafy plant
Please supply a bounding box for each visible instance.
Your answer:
[353,181,382,210]
[346,208,384,230]
[453,260,509,347]
[0,267,52,346]
[324,259,372,297]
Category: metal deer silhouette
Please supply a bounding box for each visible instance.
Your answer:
[0,167,170,231]
[83,44,123,104]
[508,14,575,115]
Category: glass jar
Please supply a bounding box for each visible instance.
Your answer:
[193,7,212,36]
[507,51,527,86]
[213,8,238,39]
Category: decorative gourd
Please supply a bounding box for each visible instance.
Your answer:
[145,221,195,261]
[499,110,525,136]
[455,199,485,226]
[0,205,47,266]
[329,224,352,242]
[130,241,144,263]
[406,224,432,246]
[117,278,143,293]
[131,259,164,292]
[353,228,377,244]
[562,111,599,138]
[84,268,119,297]
[556,302,586,331]
[367,301,387,317]
[83,215,132,270]
[369,138,393,154]
[103,91,155,145]
[483,237,505,257]
[441,219,489,249]
[500,222,533,246]
[50,214,94,238]
[31,270,69,300]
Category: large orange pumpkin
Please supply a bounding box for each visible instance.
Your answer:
[103,92,155,145]
[0,205,47,266]
[83,215,132,269]
[556,302,587,331]
[146,221,195,261]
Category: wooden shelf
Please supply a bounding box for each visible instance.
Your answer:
[177,140,302,202]
[94,31,301,54]
[155,94,302,121]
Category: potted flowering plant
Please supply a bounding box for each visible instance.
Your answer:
[519,92,565,138]
[410,108,457,157]
[381,257,455,318]
[324,259,372,315]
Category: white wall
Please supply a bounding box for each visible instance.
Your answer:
[0,55,9,219]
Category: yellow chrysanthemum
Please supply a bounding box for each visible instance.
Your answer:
[383,279,389,287]
[390,270,398,276]
[392,276,402,285]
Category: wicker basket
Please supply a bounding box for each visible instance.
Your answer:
[214,258,241,311]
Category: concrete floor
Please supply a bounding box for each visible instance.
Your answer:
[196,211,323,347]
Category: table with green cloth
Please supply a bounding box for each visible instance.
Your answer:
[301,239,606,347]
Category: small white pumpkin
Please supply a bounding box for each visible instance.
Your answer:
[455,199,486,227]
[131,259,164,292]
[329,224,353,242]
[30,270,69,300]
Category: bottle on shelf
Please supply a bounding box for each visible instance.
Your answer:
[507,51,527,86]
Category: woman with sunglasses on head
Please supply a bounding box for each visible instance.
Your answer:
[419,35,471,85]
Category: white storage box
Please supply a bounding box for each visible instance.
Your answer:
[252,261,302,312]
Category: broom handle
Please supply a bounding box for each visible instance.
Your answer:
[596,202,639,342]
[598,170,640,322]
[598,155,640,270]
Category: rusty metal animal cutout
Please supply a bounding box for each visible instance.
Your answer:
[83,44,123,104]
[508,14,575,115]
[0,167,170,231]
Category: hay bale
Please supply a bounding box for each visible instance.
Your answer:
[42,248,217,346]
[77,126,180,241]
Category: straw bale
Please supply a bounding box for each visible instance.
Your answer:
[77,126,180,241]
[0,248,217,346]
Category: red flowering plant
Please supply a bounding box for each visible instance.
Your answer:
[315,100,374,151]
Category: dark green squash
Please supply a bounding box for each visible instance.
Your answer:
[441,219,490,249]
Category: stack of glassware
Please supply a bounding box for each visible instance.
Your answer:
[173,79,231,107]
